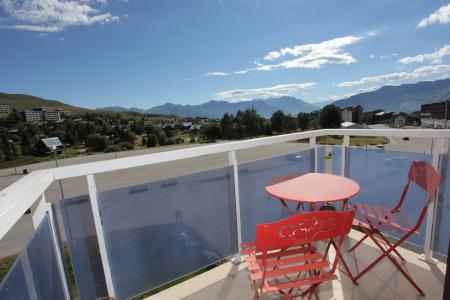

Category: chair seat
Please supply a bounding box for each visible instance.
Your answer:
[241,243,336,295]
[349,203,416,234]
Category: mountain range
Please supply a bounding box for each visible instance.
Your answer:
[2,79,449,119]
[100,79,450,117]
[333,79,450,112]
[99,96,319,118]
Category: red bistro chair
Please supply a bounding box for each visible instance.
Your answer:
[348,161,441,296]
[241,210,355,299]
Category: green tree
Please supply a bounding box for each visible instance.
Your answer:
[263,120,273,136]
[85,135,108,152]
[202,124,222,142]
[320,105,341,128]
[220,113,235,139]
[297,113,310,130]
[270,110,285,133]
[0,148,5,162]
[146,134,158,147]
[283,115,298,133]
[157,130,167,145]
[241,108,263,137]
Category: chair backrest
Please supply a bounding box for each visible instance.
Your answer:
[395,161,441,212]
[408,161,441,197]
[255,210,354,252]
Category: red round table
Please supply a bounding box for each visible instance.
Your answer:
[265,172,360,214]
[264,172,360,283]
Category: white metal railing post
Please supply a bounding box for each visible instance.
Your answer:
[228,150,243,263]
[309,137,317,172]
[32,195,71,300]
[419,138,445,264]
[341,135,350,177]
[86,174,116,297]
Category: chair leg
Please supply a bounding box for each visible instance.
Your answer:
[348,233,368,252]
[374,229,406,261]
[355,227,425,296]
[329,239,358,285]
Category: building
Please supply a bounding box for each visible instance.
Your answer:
[35,137,64,155]
[22,107,71,122]
[0,104,10,113]
[394,113,408,127]
[23,110,43,122]
[43,111,62,122]
[32,107,49,112]
[341,108,353,123]
[373,111,393,124]
[421,100,450,128]
[341,105,363,123]
[189,124,202,131]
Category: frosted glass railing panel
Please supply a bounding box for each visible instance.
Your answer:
[97,166,237,300]
[60,196,108,300]
[317,146,326,173]
[347,148,432,247]
[238,149,314,242]
[0,215,66,300]
[332,146,342,175]
[433,154,450,257]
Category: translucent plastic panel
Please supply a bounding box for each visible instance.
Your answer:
[433,154,450,257]
[0,216,65,300]
[239,149,314,242]
[317,146,326,173]
[347,148,432,247]
[332,146,342,175]
[97,166,237,300]
[60,196,108,300]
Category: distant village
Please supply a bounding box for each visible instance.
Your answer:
[0,98,449,167]
[1,98,450,130]
[327,99,449,129]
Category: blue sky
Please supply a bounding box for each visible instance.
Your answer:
[0,0,450,109]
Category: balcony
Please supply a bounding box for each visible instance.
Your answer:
[0,129,448,300]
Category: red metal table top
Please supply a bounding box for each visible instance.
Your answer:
[265,173,360,204]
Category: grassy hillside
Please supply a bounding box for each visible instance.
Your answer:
[0,92,92,115]
[0,92,182,123]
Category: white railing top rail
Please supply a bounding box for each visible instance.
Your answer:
[0,128,449,239]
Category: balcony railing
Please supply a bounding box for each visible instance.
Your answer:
[0,129,448,299]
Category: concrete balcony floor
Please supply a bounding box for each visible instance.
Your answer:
[147,230,446,300]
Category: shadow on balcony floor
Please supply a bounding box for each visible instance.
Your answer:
[147,230,446,300]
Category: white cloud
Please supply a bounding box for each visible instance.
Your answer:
[210,34,372,77]
[369,54,375,59]
[336,64,450,87]
[417,4,450,28]
[215,82,317,101]
[4,24,60,32]
[398,45,450,64]
[0,0,120,32]
[206,71,229,77]
[380,53,398,59]
[252,35,363,71]
[264,51,281,61]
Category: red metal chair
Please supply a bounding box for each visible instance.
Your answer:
[241,210,355,299]
[348,161,441,296]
